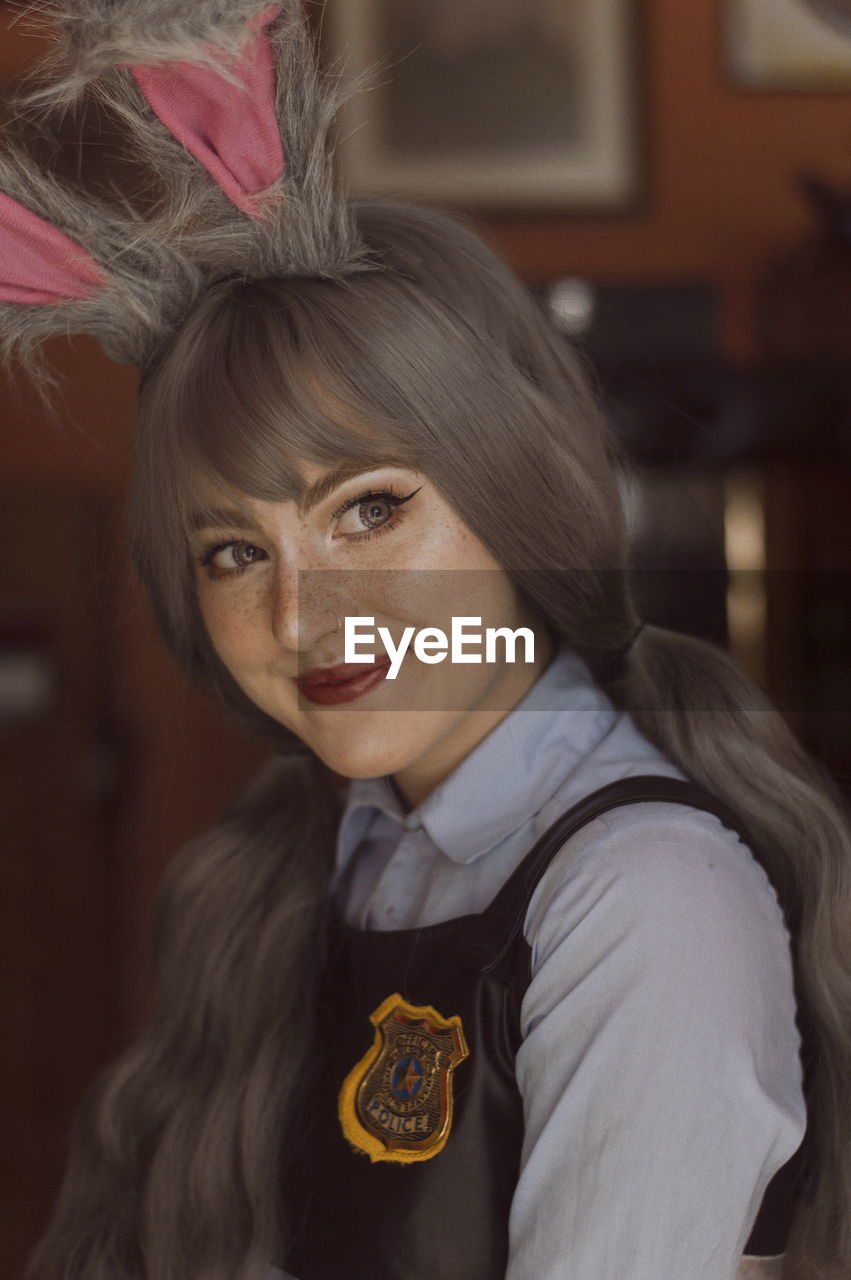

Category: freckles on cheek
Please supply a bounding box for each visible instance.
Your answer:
[420,512,490,566]
[198,591,258,667]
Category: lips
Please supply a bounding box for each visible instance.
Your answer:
[296,656,392,706]
[298,660,388,686]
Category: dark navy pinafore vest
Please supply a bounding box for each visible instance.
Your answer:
[283,776,805,1279]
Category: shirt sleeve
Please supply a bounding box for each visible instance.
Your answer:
[508,802,807,1280]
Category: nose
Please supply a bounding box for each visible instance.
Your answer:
[268,563,348,656]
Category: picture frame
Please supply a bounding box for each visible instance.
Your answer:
[320,0,643,213]
[726,0,851,90]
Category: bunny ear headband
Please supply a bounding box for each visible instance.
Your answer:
[0,0,370,380]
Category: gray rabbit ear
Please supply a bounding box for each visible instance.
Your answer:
[0,140,204,386]
[25,4,287,221]
[21,0,368,277]
[0,0,372,396]
[125,7,285,219]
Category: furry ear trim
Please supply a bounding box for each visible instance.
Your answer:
[0,0,371,391]
[0,191,105,303]
[0,144,205,383]
[126,6,285,218]
[24,0,294,105]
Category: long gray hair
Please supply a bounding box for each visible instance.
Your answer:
[27,201,851,1280]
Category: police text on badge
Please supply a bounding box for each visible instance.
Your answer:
[344,616,535,679]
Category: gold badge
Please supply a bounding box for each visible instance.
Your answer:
[338,993,469,1164]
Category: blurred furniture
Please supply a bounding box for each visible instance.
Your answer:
[542,277,850,795]
[0,492,127,1279]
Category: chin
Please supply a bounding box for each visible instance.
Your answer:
[301,710,442,781]
[311,739,409,780]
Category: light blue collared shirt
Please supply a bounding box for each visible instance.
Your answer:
[277,646,805,1280]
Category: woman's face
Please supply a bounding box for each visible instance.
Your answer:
[189,459,554,806]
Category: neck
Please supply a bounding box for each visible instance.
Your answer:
[390,628,556,810]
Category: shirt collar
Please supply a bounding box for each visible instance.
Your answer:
[334,643,617,869]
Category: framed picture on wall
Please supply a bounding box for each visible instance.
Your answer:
[320,0,642,212]
[726,0,851,89]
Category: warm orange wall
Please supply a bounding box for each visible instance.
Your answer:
[3,0,851,1020]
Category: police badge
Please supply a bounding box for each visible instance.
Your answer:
[338,993,470,1164]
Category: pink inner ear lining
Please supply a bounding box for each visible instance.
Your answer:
[0,191,105,305]
[127,4,286,220]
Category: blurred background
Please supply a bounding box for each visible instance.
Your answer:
[2,0,850,1272]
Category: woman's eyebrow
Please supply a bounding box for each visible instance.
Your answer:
[188,461,416,532]
[296,460,414,516]
[188,505,260,535]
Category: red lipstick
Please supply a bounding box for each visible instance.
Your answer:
[296,657,392,706]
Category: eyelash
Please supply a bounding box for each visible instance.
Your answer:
[196,485,421,577]
[333,485,421,543]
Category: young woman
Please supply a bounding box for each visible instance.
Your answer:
[2,6,849,1280]
[20,197,849,1280]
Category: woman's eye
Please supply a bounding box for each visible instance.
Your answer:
[199,541,267,575]
[334,487,422,543]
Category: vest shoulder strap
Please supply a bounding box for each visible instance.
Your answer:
[466,773,756,973]
[463,773,807,1258]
